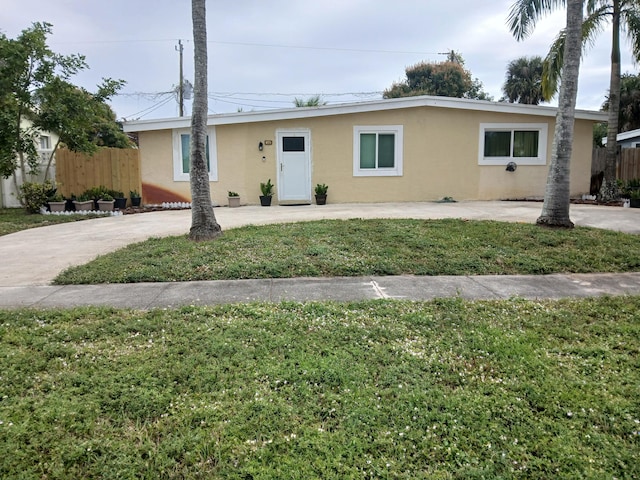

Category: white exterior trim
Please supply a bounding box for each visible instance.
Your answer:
[353,125,404,177]
[276,128,312,203]
[478,123,548,166]
[172,127,218,182]
[124,95,607,133]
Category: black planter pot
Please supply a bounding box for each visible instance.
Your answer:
[260,195,272,206]
[630,198,640,208]
[315,194,327,205]
[114,197,127,209]
[130,196,142,207]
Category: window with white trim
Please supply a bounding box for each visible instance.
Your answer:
[39,135,50,150]
[353,125,403,176]
[172,128,218,182]
[478,123,548,166]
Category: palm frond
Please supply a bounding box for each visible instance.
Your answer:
[622,6,640,61]
[507,0,567,40]
[542,30,565,99]
[541,7,607,100]
[582,5,610,50]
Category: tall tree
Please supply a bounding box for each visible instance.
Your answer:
[0,23,128,188]
[502,56,545,104]
[383,54,492,100]
[0,23,85,180]
[34,77,129,180]
[510,0,640,201]
[510,0,584,228]
[189,0,222,241]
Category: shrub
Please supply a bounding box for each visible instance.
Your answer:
[19,180,55,213]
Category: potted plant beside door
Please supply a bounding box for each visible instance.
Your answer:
[259,179,274,206]
[228,191,241,208]
[314,183,328,205]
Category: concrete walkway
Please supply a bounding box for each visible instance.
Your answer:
[0,201,638,308]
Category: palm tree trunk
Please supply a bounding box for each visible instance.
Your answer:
[189,0,222,241]
[600,0,621,202]
[537,0,584,228]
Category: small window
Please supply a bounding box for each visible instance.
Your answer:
[282,136,305,152]
[180,133,210,174]
[353,126,403,177]
[39,135,50,150]
[172,128,218,182]
[479,123,547,166]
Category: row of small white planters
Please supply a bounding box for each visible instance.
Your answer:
[46,200,193,214]
[48,200,116,212]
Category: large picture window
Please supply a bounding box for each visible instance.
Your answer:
[479,123,547,166]
[172,128,218,181]
[353,125,403,176]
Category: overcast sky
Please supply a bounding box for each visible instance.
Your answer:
[2,0,637,121]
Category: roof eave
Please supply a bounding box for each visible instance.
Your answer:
[122,95,608,132]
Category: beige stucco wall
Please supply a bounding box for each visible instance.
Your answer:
[136,106,596,205]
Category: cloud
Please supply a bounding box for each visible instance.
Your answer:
[2,0,636,118]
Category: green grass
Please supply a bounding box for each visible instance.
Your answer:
[54,218,640,284]
[1,297,638,478]
[0,208,97,236]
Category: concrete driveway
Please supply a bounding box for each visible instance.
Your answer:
[1,201,638,287]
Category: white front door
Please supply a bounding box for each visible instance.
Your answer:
[277,130,311,204]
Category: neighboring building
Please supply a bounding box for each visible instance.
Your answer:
[603,128,640,148]
[0,120,58,208]
[122,95,606,206]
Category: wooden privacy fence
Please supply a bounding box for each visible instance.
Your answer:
[56,147,142,198]
[592,147,640,182]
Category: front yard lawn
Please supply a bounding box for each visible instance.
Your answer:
[0,208,97,237]
[1,297,638,478]
[53,218,640,284]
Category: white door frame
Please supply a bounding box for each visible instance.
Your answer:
[276,129,312,204]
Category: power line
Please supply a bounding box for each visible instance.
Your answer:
[208,40,440,56]
[116,90,383,98]
[123,93,175,120]
[51,37,440,56]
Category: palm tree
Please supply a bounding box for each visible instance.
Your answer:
[189,0,222,241]
[510,0,640,201]
[603,72,640,132]
[502,56,545,104]
[509,0,584,228]
[293,95,327,107]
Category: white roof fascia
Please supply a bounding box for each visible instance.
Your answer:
[602,128,640,145]
[617,128,640,141]
[123,95,608,132]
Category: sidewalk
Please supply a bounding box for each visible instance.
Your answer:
[0,201,638,309]
[1,272,639,310]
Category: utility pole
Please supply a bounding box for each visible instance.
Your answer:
[176,39,184,116]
